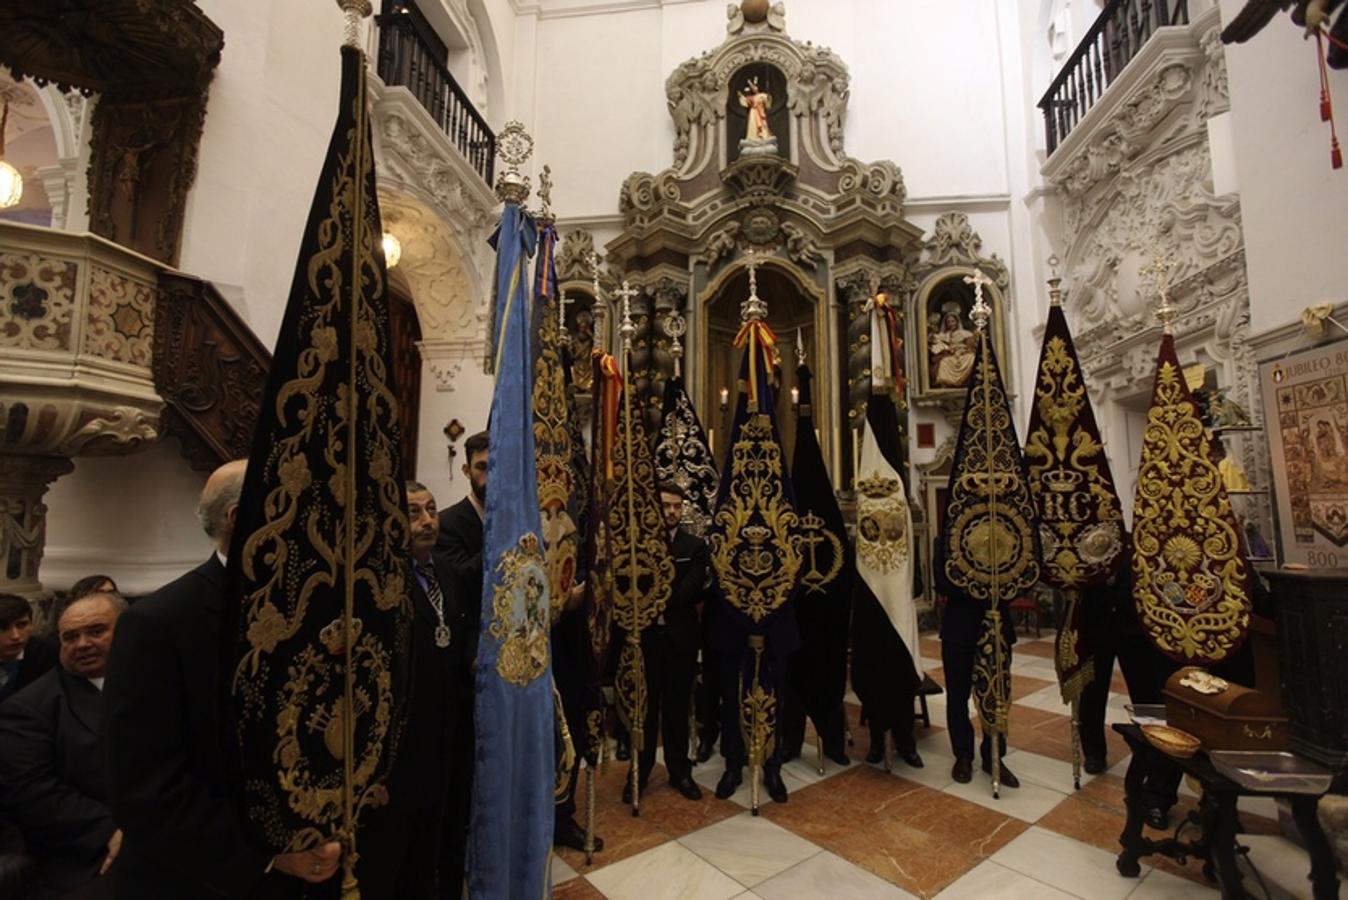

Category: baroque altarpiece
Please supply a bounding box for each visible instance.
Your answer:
[555,5,1010,540]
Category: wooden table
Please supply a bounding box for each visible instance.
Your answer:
[1113,723,1342,900]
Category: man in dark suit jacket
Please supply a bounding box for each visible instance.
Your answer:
[622,483,707,804]
[0,591,125,898]
[0,593,57,705]
[435,432,486,900]
[103,460,341,899]
[349,481,467,897]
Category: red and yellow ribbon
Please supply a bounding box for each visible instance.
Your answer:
[871,292,906,398]
[596,350,623,478]
[733,319,778,408]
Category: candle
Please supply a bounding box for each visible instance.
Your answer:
[719,386,730,409]
[790,386,800,406]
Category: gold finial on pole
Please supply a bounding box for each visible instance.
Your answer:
[741,249,767,323]
[494,121,534,205]
[336,0,372,49]
[1140,246,1178,334]
[965,268,994,333]
[1046,255,1064,308]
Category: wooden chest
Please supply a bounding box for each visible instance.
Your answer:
[1164,667,1289,752]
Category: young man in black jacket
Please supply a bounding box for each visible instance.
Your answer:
[624,483,708,804]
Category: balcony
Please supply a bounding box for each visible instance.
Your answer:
[375,8,495,185]
[1039,0,1191,154]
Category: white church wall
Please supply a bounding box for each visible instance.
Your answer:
[1218,0,1348,337]
[521,0,1023,218]
[43,439,212,596]
[178,0,348,349]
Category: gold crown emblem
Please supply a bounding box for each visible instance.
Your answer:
[857,473,900,499]
[743,524,771,545]
[800,511,826,532]
[1043,467,1084,493]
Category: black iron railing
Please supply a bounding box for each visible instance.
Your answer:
[1038,0,1189,154]
[376,10,495,185]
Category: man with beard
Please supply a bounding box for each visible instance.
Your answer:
[347,482,466,895]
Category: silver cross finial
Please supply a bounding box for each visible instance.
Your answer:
[558,289,573,336]
[795,327,806,366]
[1140,246,1178,333]
[741,249,767,323]
[665,313,686,376]
[615,279,640,354]
[537,164,554,221]
[1046,255,1064,308]
[965,268,994,333]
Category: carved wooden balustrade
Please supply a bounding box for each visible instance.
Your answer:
[375,6,495,185]
[153,273,270,474]
[1039,0,1191,154]
[0,222,270,596]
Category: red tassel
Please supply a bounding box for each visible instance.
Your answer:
[1317,32,1342,170]
[1323,96,1333,123]
[1333,137,1343,170]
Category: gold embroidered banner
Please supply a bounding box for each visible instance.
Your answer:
[531,221,580,621]
[608,356,673,741]
[937,327,1041,737]
[222,46,409,868]
[1024,303,1124,702]
[1132,335,1251,664]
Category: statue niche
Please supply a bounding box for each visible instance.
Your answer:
[727,64,789,163]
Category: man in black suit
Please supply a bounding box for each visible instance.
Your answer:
[0,590,125,898]
[939,585,1020,789]
[435,431,486,899]
[349,482,466,896]
[0,594,56,705]
[103,460,341,899]
[622,483,706,804]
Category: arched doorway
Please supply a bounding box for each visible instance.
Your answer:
[700,261,822,464]
[386,272,423,480]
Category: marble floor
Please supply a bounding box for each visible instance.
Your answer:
[550,631,1331,900]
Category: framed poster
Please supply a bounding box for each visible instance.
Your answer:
[1261,340,1348,568]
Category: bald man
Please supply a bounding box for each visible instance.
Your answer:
[104,461,340,899]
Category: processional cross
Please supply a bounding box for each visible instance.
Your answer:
[1140,246,1178,333]
[964,268,994,333]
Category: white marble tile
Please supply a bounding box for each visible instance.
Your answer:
[917,730,960,758]
[1125,868,1221,899]
[1237,794,1280,823]
[690,762,754,809]
[941,767,1069,823]
[1002,748,1097,794]
[1108,754,1134,778]
[586,840,747,900]
[933,859,1078,899]
[887,746,958,792]
[754,850,918,900]
[991,826,1147,900]
[781,751,852,789]
[730,893,764,900]
[680,811,822,887]
[1014,684,1073,716]
[552,854,579,885]
[1241,834,1316,900]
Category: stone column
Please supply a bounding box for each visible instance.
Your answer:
[0,455,75,602]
